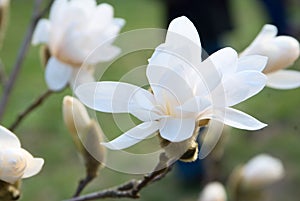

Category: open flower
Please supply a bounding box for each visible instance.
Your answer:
[240,24,300,89]
[76,16,267,153]
[241,154,284,189]
[198,182,227,201]
[32,0,125,91]
[0,125,44,184]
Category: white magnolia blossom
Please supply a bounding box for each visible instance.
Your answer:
[198,182,227,201]
[241,154,284,189]
[0,126,44,184]
[32,0,125,91]
[240,24,300,89]
[76,16,267,151]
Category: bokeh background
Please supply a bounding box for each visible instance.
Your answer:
[0,0,300,200]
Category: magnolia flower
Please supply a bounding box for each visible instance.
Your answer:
[198,182,227,201]
[63,96,106,177]
[32,0,125,91]
[240,24,300,89]
[76,16,267,154]
[241,154,284,189]
[0,125,44,184]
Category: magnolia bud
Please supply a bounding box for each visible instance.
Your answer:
[198,182,227,201]
[240,24,300,74]
[241,154,284,189]
[62,96,106,177]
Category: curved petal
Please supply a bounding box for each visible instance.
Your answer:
[101,121,160,150]
[32,19,51,45]
[45,57,73,91]
[241,24,277,56]
[267,70,300,89]
[21,149,44,178]
[166,16,201,51]
[222,108,267,130]
[159,117,195,142]
[0,126,21,148]
[85,45,121,64]
[208,47,238,76]
[237,55,268,72]
[178,96,211,114]
[147,65,195,107]
[75,81,156,115]
[69,66,95,91]
[217,71,267,106]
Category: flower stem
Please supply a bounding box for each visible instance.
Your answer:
[9,90,53,131]
[0,0,54,121]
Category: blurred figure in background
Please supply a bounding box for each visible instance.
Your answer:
[259,0,300,38]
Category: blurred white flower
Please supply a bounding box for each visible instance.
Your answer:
[241,154,284,189]
[0,126,44,184]
[198,182,227,201]
[240,24,300,89]
[32,0,125,91]
[76,16,267,151]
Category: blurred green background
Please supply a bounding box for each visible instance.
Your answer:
[0,0,300,200]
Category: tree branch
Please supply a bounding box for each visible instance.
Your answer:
[73,175,95,198]
[65,153,172,201]
[0,0,54,121]
[9,90,53,131]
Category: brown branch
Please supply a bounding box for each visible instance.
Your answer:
[73,175,95,198]
[65,153,172,201]
[0,0,54,121]
[9,90,53,131]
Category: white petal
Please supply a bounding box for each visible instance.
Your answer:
[222,108,267,130]
[241,24,278,56]
[179,96,211,114]
[32,19,51,45]
[49,0,68,22]
[208,47,238,76]
[217,71,267,106]
[21,149,44,178]
[102,121,160,150]
[0,126,21,148]
[166,16,201,51]
[45,57,73,91]
[69,67,95,91]
[85,45,121,64]
[76,81,155,114]
[237,55,268,72]
[267,70,300,89]
[147,65,194,107]
[159,117,195,142]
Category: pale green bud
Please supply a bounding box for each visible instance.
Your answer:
[63,96,106,177]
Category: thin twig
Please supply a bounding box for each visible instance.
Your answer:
[65,153,172,201]
[0,0,54,121]
[73,175,95,198]
[9,90,53,131]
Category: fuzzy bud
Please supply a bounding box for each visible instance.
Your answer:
[198,182,227,201]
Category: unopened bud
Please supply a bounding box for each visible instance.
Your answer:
[0,0,9,48]
[62,96,106,177]
[198,182,227,201]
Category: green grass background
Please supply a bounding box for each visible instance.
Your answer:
[0,0,300,200]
